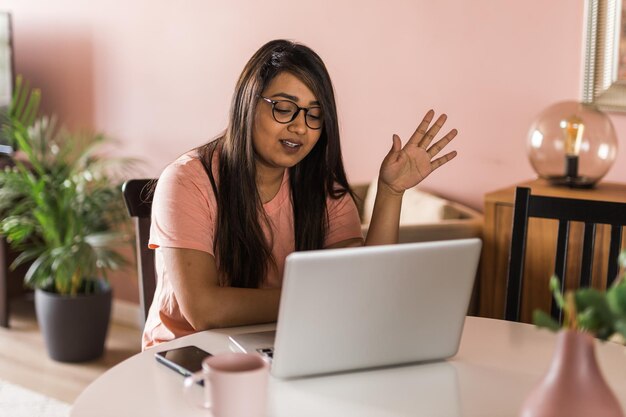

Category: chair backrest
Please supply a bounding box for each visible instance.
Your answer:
[122,179,156,326]
[505,187,626,322]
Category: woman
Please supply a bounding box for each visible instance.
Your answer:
[143,39,458,349]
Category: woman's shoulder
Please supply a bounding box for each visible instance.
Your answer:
[152,151,217,205]
[160,151,209,184]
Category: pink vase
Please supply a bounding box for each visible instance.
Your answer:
[520,330,624,417]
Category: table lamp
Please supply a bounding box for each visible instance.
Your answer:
[527,101,617,188]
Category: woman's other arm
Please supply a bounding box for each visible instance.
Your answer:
[163,247,281,330]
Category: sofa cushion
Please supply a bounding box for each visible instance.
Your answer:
[362,179,447,225]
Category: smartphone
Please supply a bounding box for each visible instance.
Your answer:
[155,345,212,381]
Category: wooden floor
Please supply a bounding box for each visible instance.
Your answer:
[0,297,142,404]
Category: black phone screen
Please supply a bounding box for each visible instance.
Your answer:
[155,345,212,377]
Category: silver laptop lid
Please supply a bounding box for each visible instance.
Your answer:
[271,238,482,378]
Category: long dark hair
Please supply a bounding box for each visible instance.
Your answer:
[198,39,352,288]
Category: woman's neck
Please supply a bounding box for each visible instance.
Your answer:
[256,166,285,204]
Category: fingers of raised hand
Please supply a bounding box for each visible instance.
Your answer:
[418,113,448,149]
[427,129,458,158]
[431,151,457,170]
[408,110,435,145]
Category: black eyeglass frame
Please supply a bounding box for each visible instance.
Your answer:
[259,96,323,130]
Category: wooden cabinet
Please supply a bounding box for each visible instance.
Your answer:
[478,179,626,323]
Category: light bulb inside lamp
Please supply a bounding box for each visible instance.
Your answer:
[561,115,584,178]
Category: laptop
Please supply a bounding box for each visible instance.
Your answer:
[229,238,482,379]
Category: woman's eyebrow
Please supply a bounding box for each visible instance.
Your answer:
[271,92,320,106]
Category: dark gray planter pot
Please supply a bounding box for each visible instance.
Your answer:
[34,282,112,362]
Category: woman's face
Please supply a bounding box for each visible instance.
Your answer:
[252,72,323,175]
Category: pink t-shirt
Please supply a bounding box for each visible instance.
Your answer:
[142,152,363,349]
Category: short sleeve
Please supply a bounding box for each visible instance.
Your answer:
[149,156,216,255]
[324,192,363,247]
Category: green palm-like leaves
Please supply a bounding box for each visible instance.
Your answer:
[0,76,134,295]
[533,258,626,343]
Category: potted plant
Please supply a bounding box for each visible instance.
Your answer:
[0,77,133,362]
[519,252,626,417]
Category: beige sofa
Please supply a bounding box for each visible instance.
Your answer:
[351,183,483,244]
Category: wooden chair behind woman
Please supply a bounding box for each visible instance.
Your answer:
[122,179,156,326]
[505,187,626,323]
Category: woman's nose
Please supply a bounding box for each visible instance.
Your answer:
[287,110,308,134]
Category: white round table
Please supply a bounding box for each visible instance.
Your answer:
[71,317,626,416]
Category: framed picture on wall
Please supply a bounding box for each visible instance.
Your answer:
[583,0,626,111]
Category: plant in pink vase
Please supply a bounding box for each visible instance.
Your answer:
[520,252,626,417]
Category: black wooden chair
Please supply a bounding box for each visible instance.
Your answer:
[505,187,626,322]
[0,239,32,327]
[0,157,33,328]
[122,179,156,325]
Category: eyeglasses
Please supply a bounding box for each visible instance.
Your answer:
[259,96,323,130]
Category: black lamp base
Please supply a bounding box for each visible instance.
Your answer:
[544,175,596,189]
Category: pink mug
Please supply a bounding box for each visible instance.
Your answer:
[183,352,269,417]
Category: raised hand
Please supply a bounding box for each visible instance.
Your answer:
[379,109,458,194]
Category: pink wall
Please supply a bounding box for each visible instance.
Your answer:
[3,0,624,211]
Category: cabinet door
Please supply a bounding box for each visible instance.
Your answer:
[479,199,511,319]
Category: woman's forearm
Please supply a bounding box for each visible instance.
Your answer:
[364,180,404,246]
[163,247,281,331]
[188,286,281,330]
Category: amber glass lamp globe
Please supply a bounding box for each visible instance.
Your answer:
[527,101,618,188]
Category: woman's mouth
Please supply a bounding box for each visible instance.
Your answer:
[280,139,302,149]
